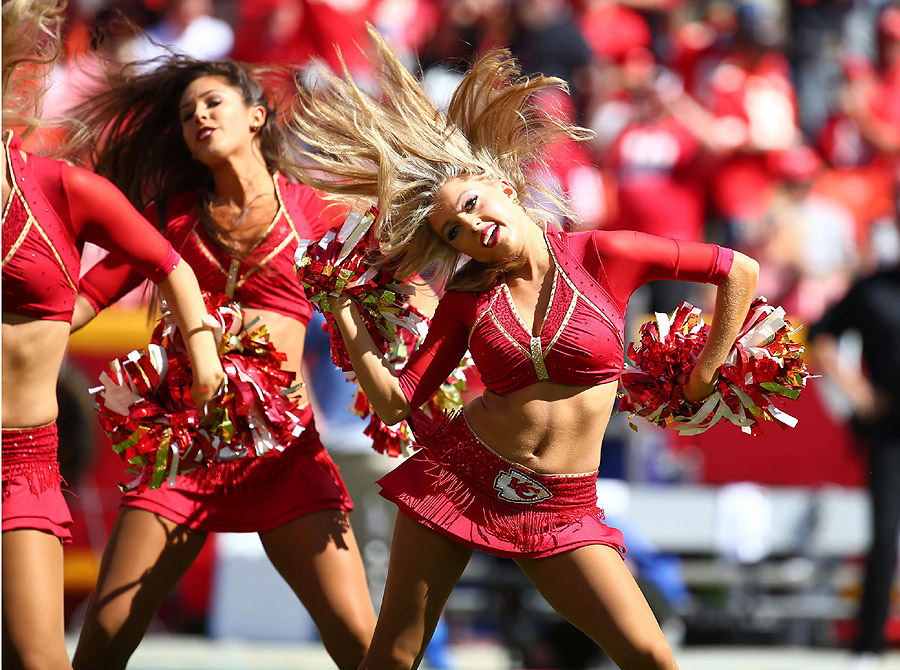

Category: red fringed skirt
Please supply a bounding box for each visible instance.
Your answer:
[378,411,626,559]
[2,423,73,542]
[121,406,352,532]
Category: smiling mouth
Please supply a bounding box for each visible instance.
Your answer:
[481,224,499,248]
[197,128,215,141]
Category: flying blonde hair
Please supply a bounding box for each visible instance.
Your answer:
[290,26,593,291]
[2,0,65,135]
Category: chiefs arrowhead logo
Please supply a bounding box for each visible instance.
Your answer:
[493,469,552,504]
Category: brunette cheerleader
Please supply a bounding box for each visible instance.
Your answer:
[69,59,375,670]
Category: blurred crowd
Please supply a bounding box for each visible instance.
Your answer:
[41,0,900,330]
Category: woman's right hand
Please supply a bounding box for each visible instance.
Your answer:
[324,290,411,425]
[155,260,226,415]
[190,367,225,415]
[327,291,353,313]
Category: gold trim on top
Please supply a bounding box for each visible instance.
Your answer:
[546,234,624,350]
[2,131,17,221]
[501,259,558,339]
[468,288,500,350]
[2,216,34,269]
[194,172,291,289]
[544,287,578,354]
[530,336,549,380]
[1,134,77,292]
[237,227,293,287]
[191,229,228,274]
[273,173,298,238]
[488,308,532,360]
[32,221,78,293]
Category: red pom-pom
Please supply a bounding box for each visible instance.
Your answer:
[92,293,306,491]
[294,207,421,370]
[618,298,810,436]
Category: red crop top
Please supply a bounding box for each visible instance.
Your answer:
[1,131,180,322]
[398,227,734,408]
[79,173,333,324]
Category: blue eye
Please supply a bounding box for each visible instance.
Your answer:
[448,224,460,241]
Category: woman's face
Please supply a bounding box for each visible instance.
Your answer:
[428,176,528,264]
[179,75,264,166]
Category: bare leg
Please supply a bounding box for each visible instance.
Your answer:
[72,507,207,670]
[360,512,473,670]
[259,509,376,670]
[516,544,678,670]
[2,529,72,670]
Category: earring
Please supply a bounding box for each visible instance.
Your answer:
[500,179,519,204]
[251,123,260,132]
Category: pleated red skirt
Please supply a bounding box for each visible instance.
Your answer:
[2,422,73,542]
[121,407,352,532]
[378,411,626,559]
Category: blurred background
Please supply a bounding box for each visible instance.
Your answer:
[30,0,900,667]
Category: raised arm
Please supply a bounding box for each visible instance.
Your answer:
[328,294,412,424]
[327,288,471,425]
[682,251,759,402]
[63,165,224,410]
[589,229,758,402]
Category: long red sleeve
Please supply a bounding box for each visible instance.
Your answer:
[397,291,475,410]
[61,164,180,284]
[581,230,733,311]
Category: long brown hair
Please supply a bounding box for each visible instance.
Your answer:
[2,0,65,136]
[289,25,593,291]
[67,58,306,214]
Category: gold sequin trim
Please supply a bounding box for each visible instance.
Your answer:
[1,133,77,292]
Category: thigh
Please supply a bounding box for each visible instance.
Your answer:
[2,529,72,670]
[362,512,473,670]
[259,509,376,670]
[516,544,677,670]
[72,507,207,670]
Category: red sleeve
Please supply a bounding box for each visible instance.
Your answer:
[61,164,181,283]
[397,291,474,409]
[78,202,168,313]
[79,255,149,313]
[589,230,733,304]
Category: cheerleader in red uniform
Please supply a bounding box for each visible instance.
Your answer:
[67,58,375,670]
[1,2,224,669]
[289,30,760,670]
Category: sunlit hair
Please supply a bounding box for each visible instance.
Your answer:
[2,0,65,135]
[290,26,593,291]
[66,57,305,213]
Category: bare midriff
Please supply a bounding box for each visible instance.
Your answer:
[2,316,70,428]
[463,379,618,476]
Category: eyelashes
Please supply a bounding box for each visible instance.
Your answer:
[180,98,222,123]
